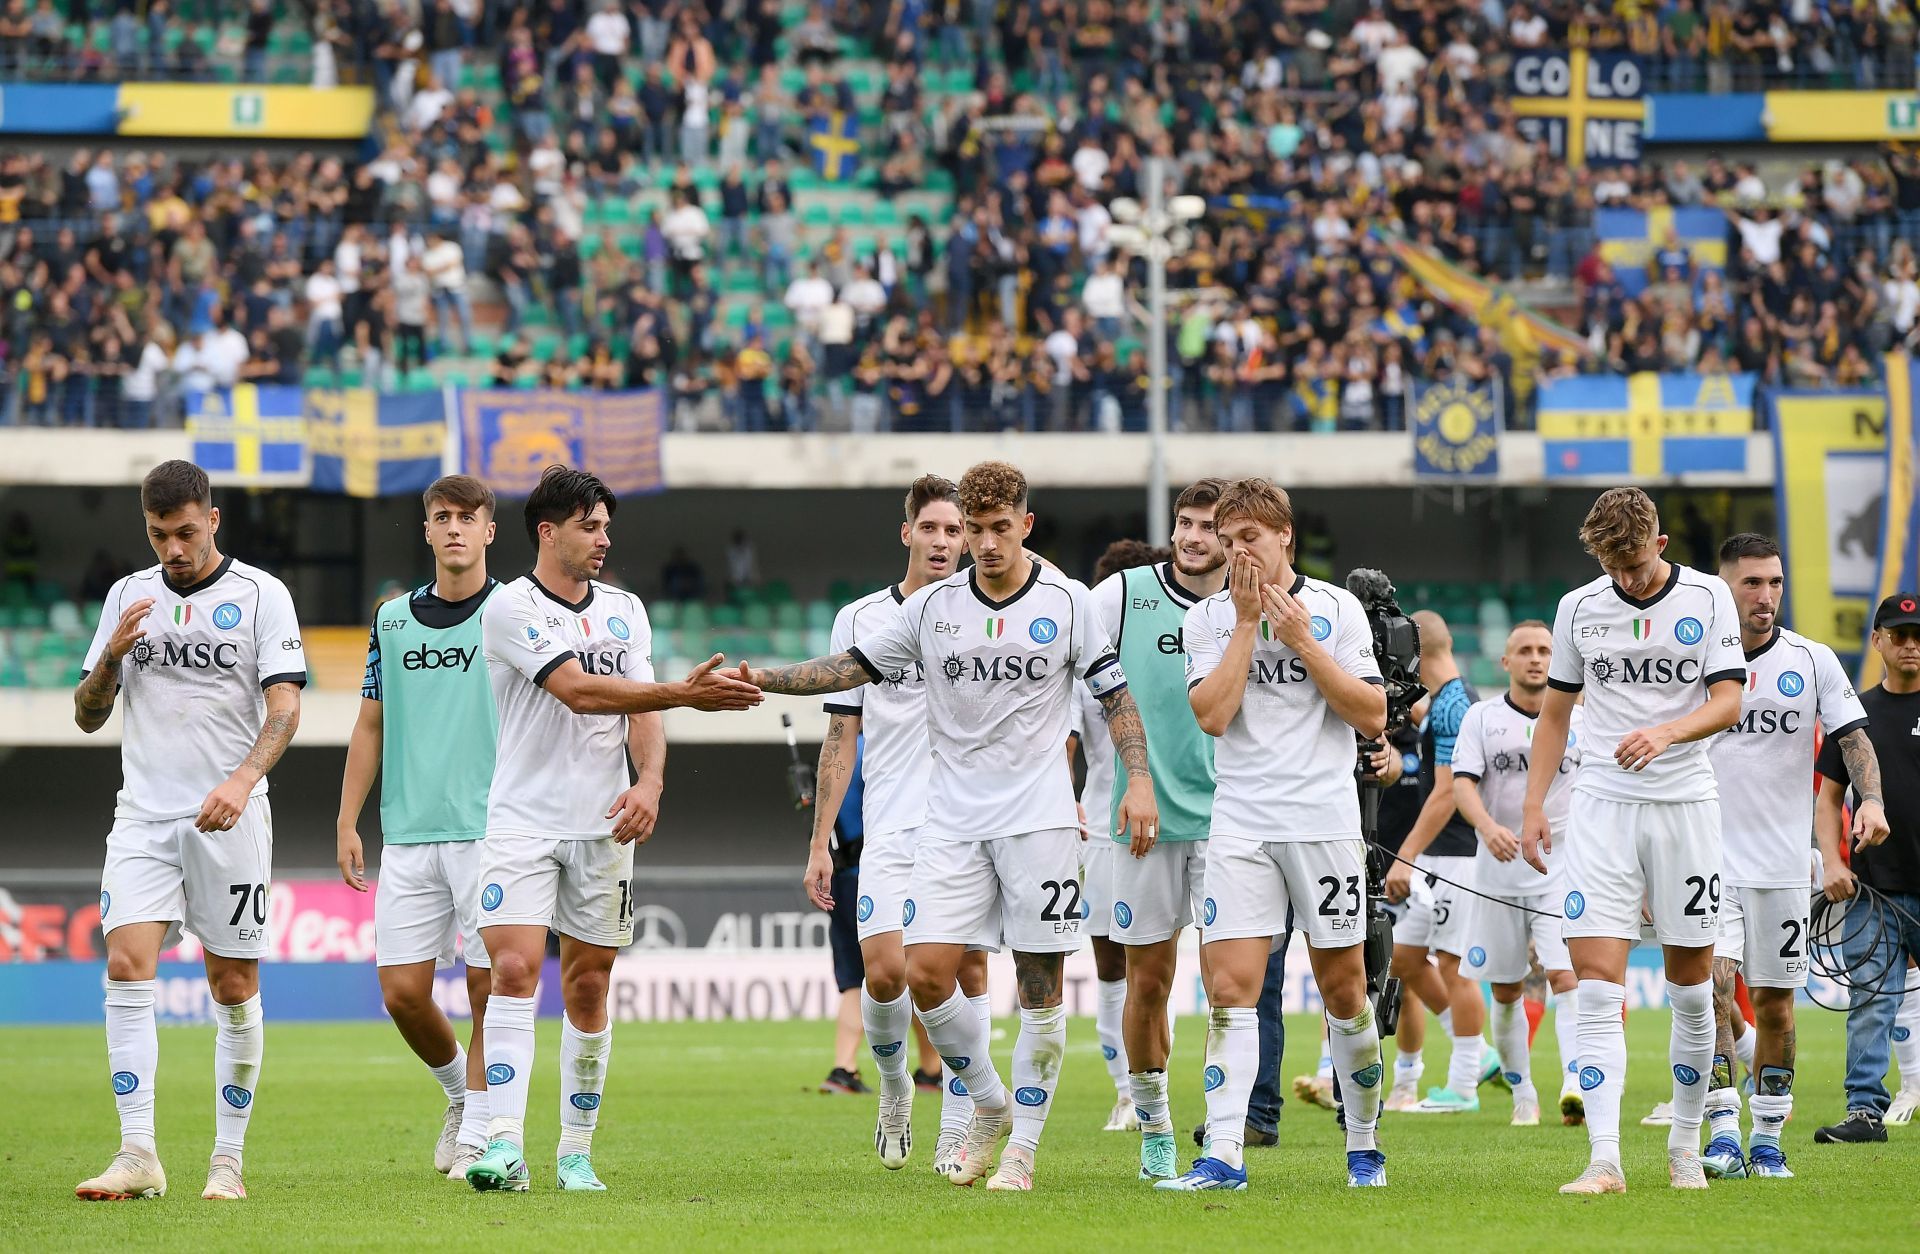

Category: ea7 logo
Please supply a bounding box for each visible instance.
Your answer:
[1579,625,1610,638]
[1131,597,1161,610]
[934,621,964,634]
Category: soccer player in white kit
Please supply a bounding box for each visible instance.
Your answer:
[800,474,993,1173]
[741,460,1159,1192]
[465,466,762,1193]
[1523,488,1746,1194]
[74,460,306,1203]
[1450,621,1587,1128]
[1700,534,1881,1180]
[1161,478,1391,1192]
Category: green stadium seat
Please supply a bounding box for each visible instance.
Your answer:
[763,580,793,603]
[679,601,711,637]
[838,203,869,229]
[82,601,103,630]
[651,600,681,630]
[805,599,835,630]
[743,603,773,631]
[774,602,804,631]
[806,628,831,656]
[773,629,807,658]
[711,604,744,630]
[801,204,833,229]
[870,202,901,230]
[16,606,48,630]
[827,580,858,606]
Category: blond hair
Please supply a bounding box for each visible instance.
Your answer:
[1212,478,1295,536]
[1579,487,1660,567]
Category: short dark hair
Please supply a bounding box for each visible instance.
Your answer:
[141,460,211,517]
[1174,477,1229,515]
[524,465,616,545]
[903,474,959,523]
[1094,539,1169,585]
[424,474,495,517]
[1717,532,1781,566]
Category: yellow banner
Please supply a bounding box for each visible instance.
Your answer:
[1772,392,1886,656]
[1763,91,1920,142]
[116,85,374,139]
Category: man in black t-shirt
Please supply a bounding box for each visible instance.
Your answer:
[1812,594,1918,1143]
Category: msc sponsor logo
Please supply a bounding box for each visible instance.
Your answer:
[1113,901,1134,929]
[212,603,244,630]
[1351,1063,1382,1089]
[487,1063,516,1085]
[1674,617,1704,646]
[1731,709,1801,735]
[570,1093,601,1110]
[221,1084,253,1109]
[112,1071,139,1095]
[1467,946,1487,968]
[1586,654,1701,686]
[938,653,1050,685]
[1579,1066,1605,1092]
[1248,656,1309,685]
[1014,1086,1048,1106]
[1564,891,1586,920]
[1673,1064,1701,1086]
[481,883,504,911]
[607,616,631,641]
[403,645,476,672]
[1202,897,1218,927]
[856,895,874,923]
[1778,670,1805,697]
[130,639,243,672]
[1029,617,1059,644]
[1203,1065,1226,1092]
[578,650,630,676]
[1309,616,1332,641]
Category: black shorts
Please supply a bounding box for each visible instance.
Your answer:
[828,865,865,993]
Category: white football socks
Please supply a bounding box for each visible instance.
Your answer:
[211,993,263,1166]
[1895,988,1920,1086]
[936,994,992,1139]
[457,1084,491,1151]
[1096,978,1129,1099]
[1490,998,1532,1098]
[430,1048,468,1103]
[1201,1007,1257,1169]
[1550,990,1581,1090]
[1667,979,1715,1152]
[1129,1068,1172,1135]
[1328,1007,1383,1153]
[482,994,536,1148]
[1446,1030,1485,1097]
[557,1016,611,1159]
[860,987,914,1098]
[920,988,1007,1111]
[1393,1049,1424,1086]
[104,978,158,1153]
[1576,979,1627,1169]
[1008,1004,1066,1153]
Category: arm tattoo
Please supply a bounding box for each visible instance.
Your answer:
[817,714,853,784]
[755,652,870,696]
[73,662,120,732]
[1838,728,1883,806]
[1012,949,1064,1009]
[1099,688,1151,780]
[240,685,300,777]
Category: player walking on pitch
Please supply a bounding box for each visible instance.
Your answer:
[800,475,993,1173]
[1702,534,1882,1177]
[336,475,506,1179]
[1450,621,1588,1127]
[465,466,762,1193]
[740,461,1159,1192]
[1524,487,1745,1194]
[1161,478,1392,1191]
[74,460,306,1202]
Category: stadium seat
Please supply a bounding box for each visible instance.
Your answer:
[651,600,681,630]
[678,601,711,638]
[773,629,807,658]
[47,602,82,635]
[743,603,773,631]
[805,599,835,630]
[774,602,804,631]
[711,604,744,630]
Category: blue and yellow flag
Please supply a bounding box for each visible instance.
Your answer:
[306,389,445,498]
[1767,387,1886,666]
[458,389,666,498]
[808,112,861,183]
[1539,372,1754,479]
[1594,206,1727,297]
[1862,354,1920,684]
[187,385,308,487]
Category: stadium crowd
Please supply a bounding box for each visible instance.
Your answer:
[3,0,1920,431]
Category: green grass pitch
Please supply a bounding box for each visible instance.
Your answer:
[2,1009,1915,1251]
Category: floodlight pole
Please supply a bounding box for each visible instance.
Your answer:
[1144,157,1170,547]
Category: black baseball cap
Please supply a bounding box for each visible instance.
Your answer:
[1874,593,1920,630]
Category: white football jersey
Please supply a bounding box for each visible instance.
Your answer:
[1451,696,1584,896]
[1548,565,1745,804]
[1072,679,1114,831]
[84,557,307,821]
[823,585,930,838]
[1183,575,1382,842]
[1710,627,1866,887]
[482,574,654,840]
[849,563,1125,840]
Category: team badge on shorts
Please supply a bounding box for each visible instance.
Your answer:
[1029,617,1058,644]
[481,883,504,911]
[1467,946,1487,968]
[1674,617,1704,645]
[1202,897,1217,926]
[1564,891,1586,919]
[100,890,110,917]
[902,898,916,926]
[212,602,244,630]
[857,895,874,923]
[1310,616,1332,641]
[1778,670,1805,697]
[1113,901,1133,929]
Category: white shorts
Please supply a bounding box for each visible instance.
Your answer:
[1462,890,1571,985]
[856,826,923,942]
[477,834,636,948]
[100,797,274,959]
[1111,840,1208,945]
[377,840,491,969]
[1081,839,1115,938]
[904,827,1083,954]
[1562,793,1722,947]
[1201,836,1368,950]
[1716,884,1810,989]
[1394,853,1474,957]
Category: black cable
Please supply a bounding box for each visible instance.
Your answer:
[1367,839,1565,920]
[1809,880,1920,1011]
